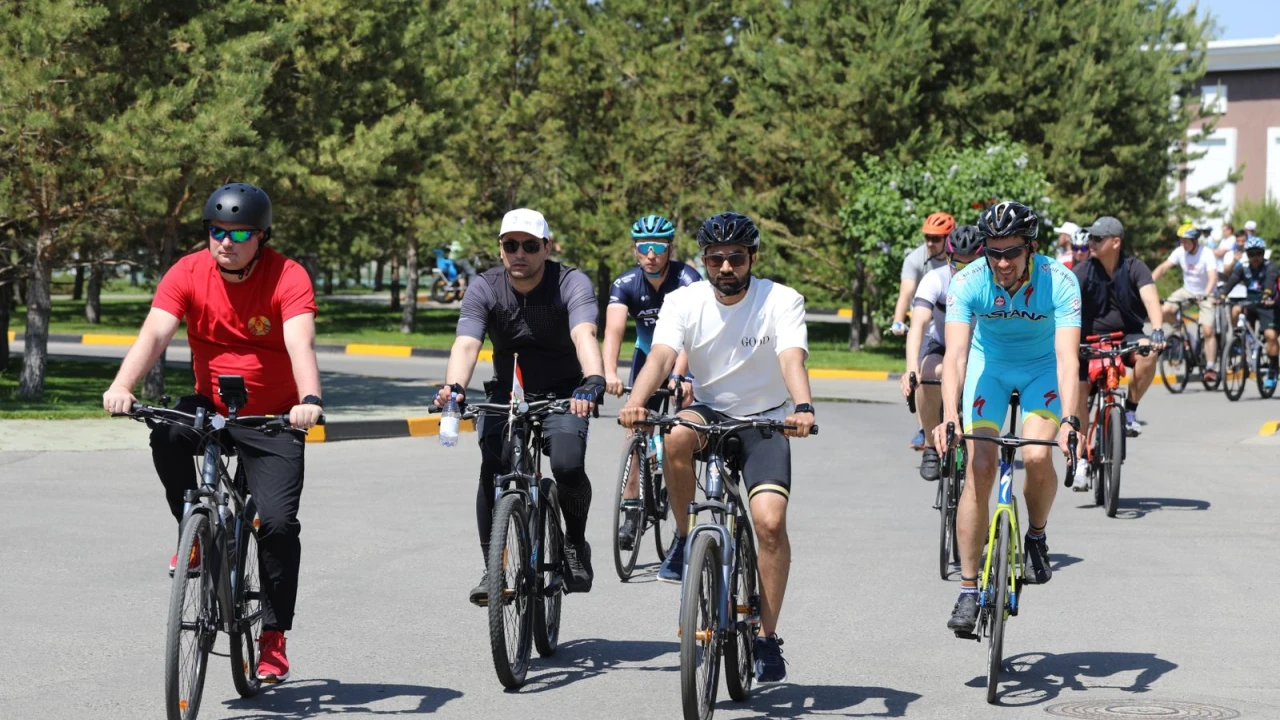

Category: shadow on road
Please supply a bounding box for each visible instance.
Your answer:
[966,650,1177,706]
[519,637,678,693]
[222,678,463,718]
[1048,552,1083,574]
[1114,496,1211,520]
[724,682,922,718]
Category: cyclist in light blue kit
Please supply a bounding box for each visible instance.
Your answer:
[933,201,1082,635]
[604,215,703,547]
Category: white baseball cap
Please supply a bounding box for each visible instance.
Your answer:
[1244,220,1258,231]
[1053,221,1080,236]
[499,208,550,240]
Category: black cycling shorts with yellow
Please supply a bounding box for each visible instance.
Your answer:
[681,403,792,501]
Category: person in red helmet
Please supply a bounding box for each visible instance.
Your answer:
[894,212,955,449]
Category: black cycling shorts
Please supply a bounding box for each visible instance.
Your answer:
[683,403,792,501]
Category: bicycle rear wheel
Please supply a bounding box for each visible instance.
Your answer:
[985,513,1010,705]
[429,276,450,303]
[1224,330,1248,401]
[612,436,646,581]
[1158,333,1190,393]
[165,513,214,720]
[681,533,722,720]
[487,494,533,689]
[534,481,563,657]
[229,501,263,698]
[952,449,965,566]
[1104,406,1124,518]
[723,520,758,702]
[649,461,671,562]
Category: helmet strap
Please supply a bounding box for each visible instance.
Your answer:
[218,242,264,281]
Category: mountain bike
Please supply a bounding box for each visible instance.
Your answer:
[612,382,684,581]
[635,413,817,720]
[114,376,321,720]
[1080,333,1153,517]
[945,422,1077,705]
[1158,297,1220,393]
[439,396,574,689]
[907,372,964,580]
[1221,300,1277,401]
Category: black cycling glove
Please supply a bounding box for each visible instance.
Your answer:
[573,375,606,405]
[1149,329,1166,346]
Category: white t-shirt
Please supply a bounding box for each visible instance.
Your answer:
[912,265,953,344]
[652,278,808,417]
[1166,244,1215,295]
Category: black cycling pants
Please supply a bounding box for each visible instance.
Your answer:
[150,394,306,632]
[475,400,592,561]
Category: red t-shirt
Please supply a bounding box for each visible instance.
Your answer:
[152,247,317,416]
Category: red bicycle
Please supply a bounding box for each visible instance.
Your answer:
[1079,332,1153,517]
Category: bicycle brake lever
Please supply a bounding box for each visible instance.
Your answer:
[1064,431,1078,487]
[906,372,918,414]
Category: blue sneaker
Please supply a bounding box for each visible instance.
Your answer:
[657,535,687,584]
[1265,372,1278,391]
[909,428,926,450]
[754,634,787,683]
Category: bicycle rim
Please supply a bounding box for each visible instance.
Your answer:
[1224,334,1248,401]
[651,462,671,561]
[724,522,757,702]
[229,503,263,698]
[1105,406,1124,517]
[681,533,721,720]
[165,514,213,720]
[986,515,1010,704]
[938,458,954,580]
[534,484,563,657]
[612,437,645,580]
[1158,334,1188,393]
[487,496,532,689]
[1255,344,1277,398]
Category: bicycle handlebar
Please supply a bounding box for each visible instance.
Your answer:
[1079,342,1155,360]
[905,371,942,414]
[625,412,819,437]
[114,403,323,431]
[429,397,573,422]
[944,421,1077,487]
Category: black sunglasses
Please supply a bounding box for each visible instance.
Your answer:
[982,244,1029,262]
[501,239,544,254]
[703,252,750,269]
[1088,235,1109,244]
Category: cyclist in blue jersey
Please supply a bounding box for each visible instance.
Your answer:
[604,215,703,547]
[933,201,1082,636]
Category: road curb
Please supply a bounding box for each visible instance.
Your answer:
[1260,421,1280,437]
[306,415,476,443]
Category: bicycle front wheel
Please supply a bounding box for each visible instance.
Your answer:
[938,451,956,580]
[534,481,563,657]
[1158,333,1190,393]
[1104,406,1124,518]
[985,513,1010,705]
[1255,342,1276,399]
[229,501,263,698]
[165,513,214,720]
[487,494,533,689]
[1224,330,1248,401]
[681,533,722,720]
[612,435,646,581]
[723,520,758,702]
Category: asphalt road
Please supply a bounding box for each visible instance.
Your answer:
[2,375,1278,719]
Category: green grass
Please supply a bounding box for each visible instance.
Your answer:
[0,358,195,419]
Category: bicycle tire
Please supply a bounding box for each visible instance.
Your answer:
[1255,341,1276,399]
[952,448,965,566]
[723,520,757,702]
[429,276,449,304]
[681,533,721,720]
[534,481,563,657]
[650,457,671,562]
[1158,334,1190,394]
[938,451,955,580]
[1104,406,1124,518]
[229,499,263,698]
[1224,331,1248,401]
[612,436,646,581]
[985,513,1010,705]
[165,513,213,720]
[487,494,533,689]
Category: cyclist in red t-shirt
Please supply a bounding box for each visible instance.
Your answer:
[103,183,321,684]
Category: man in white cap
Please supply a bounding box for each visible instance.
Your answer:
[435,207,607,605]
[1245,220,1259,239]
[1054,221,1081,263]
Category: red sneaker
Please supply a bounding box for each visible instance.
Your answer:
[257,631,291,683]
[168,543,201,576]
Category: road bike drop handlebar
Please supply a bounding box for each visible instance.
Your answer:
[944,421,1078,488]
[113,403,324,433]
[905,371,942,415]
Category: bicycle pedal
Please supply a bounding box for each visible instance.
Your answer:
[953,630,979,641]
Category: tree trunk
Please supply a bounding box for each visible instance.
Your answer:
[84,260,103,324]
[0,281,11,372]
[18,227,55,400]
[847,271,863,352]
[400,228,419,334]
[73,264,85,300]
[374,257,385,291]
[323,267,333,296]
[130,264,140,287]
[390,255,402,312]
[596,260,610,335]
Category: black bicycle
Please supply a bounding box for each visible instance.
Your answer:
[436,395,574,689]
[114,375,320,720]
[612,382,684,581]
[906,372,964,580]
[1158,297,1222,393]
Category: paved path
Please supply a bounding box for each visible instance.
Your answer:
[2,376,1277,718]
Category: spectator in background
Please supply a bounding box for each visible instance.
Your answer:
[1222,230,1249,275]
[1054,221,1081,262]
[1245,220,1259,239]
[1062,227,1091,270]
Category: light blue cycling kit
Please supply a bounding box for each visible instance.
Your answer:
[945,254,1082,432]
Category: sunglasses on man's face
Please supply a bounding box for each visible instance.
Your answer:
[703,252,750,269]
[924,235,947,244]
[636,242,669,255]
[1088,235,1109,245]
[1247,250,1265,258]
[501,239,544,255]
[982,244,1029,262]
[209,226,257,244]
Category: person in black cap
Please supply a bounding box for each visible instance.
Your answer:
[1071,216,1165,451]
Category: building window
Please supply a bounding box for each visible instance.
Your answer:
[1202,84,1227,114]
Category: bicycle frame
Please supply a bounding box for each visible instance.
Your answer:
[980,447,1023,616]
[681,440,753,643]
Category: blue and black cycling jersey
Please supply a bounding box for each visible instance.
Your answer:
[609,261,703,382]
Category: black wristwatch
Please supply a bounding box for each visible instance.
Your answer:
[794,403,815,416]
[1061,415,1081,431]
[302,394,324,408]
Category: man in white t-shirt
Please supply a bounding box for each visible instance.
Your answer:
[619,212,814,685]
[900,225,984,481]
[1154,222,1219,381]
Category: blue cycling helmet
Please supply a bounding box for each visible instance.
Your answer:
[632,214,676,240]
[1245,236,1267,252]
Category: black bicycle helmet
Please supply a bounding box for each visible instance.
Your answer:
[946,225,985,256]
[977,201,1039,240]
[203,182,273,233]
[696,212,760,250]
